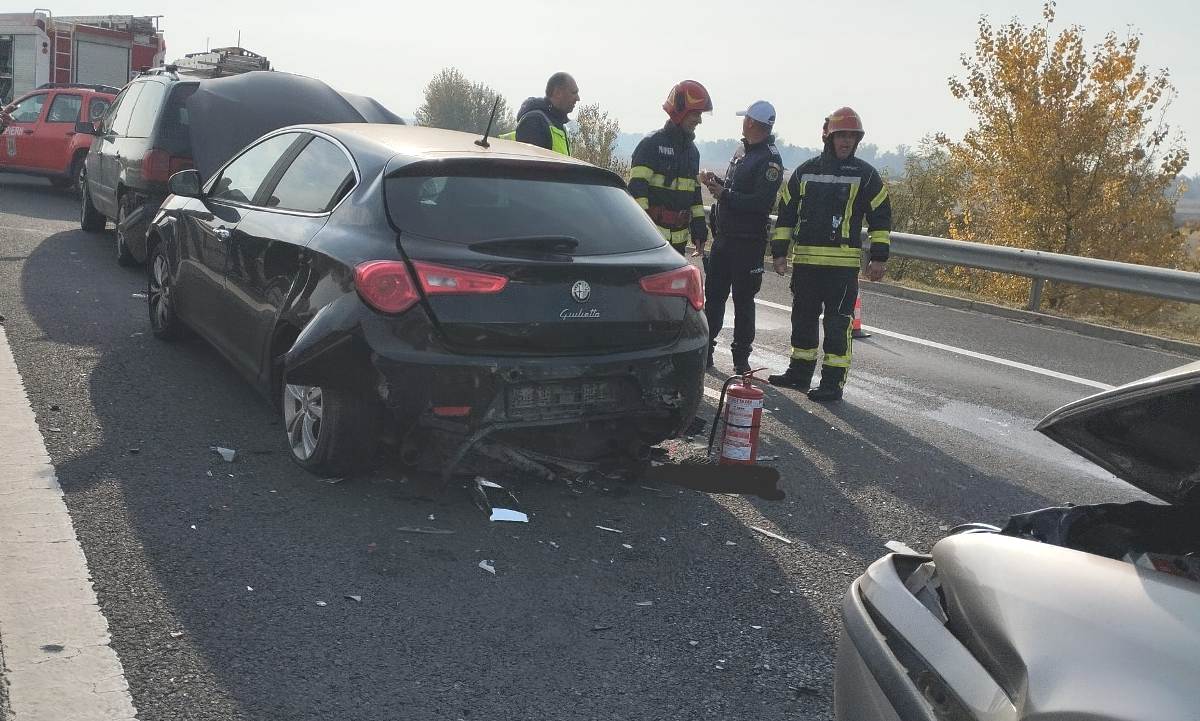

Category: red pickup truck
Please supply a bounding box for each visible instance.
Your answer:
[0,83,117,193]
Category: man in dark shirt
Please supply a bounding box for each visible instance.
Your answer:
[506,72,578,155]
[700,100,784,374]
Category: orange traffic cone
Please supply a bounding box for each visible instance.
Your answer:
[851,296,870,338]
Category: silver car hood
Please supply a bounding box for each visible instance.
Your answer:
[1036,361,1200,505]
[934,533,1200,720]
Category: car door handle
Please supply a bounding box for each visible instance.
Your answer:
[214,227,231,241]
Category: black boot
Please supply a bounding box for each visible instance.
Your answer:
[768,361,815,390]
[706,350,715,369]
[806,385,843,402]
[732,354,751,375]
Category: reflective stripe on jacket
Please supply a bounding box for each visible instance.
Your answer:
[628,121,707,251]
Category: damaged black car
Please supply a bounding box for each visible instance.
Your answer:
[146,123,707,476]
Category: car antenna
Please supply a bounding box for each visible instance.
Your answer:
[475,96,502,149]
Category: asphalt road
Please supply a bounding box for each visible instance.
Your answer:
[1,172,1193,721]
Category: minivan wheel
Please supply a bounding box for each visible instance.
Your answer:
[79,172,105,232]
[282,380,381,476]
[116,200,137,266]
[148,243,191,341]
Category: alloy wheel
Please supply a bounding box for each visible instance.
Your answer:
[148,252,172,330]
[284,384,323,461]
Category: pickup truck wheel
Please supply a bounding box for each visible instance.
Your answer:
[79,171,106,232]
[115,199,137,267]
[282,379,381,476]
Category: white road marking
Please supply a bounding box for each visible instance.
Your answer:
[752,297,1114,391]
[0,326,138,721]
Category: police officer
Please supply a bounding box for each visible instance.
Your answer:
[628,80,712,255]
[503,72,578,155]
[767,106,891,401]
[699,100,784,374]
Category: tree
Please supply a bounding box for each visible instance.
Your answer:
[940,2,1191,314]
[886,141,966,284]
[568,103,629,176]
[415,67,514,136]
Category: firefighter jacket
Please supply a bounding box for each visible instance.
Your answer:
[770,150,892,268]
[628,121,707,250]
[503,97,571,155]
[712,135,784,242]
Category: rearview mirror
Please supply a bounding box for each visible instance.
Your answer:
[168,169,203,199]
[74,121,98,135]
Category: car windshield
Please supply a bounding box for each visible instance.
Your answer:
[385,174,665,256]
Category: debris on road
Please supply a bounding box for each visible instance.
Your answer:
[344,595,362,603]
[366,543,378,553]
[315,601,327,607]
[885,540,920,555]
[478,560,496,575]
[621,543,633,549]
[246,586,254,592]
[548,541,559,549]
[395,526,454,535]
[590,625,613,632]
[128,447,140,455]
[725,541,737,546]
[323,477,344,485]
[210,446,237,462]
[689,640,699,646]
[169,631,185,638]
[751,625,763,630]
[472,477,529,523]
[751,526,794,544]
[596,526,623,534]
[635,601,653,606]
[131,292,148,299]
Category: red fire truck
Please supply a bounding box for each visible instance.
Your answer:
[1,10,165,104]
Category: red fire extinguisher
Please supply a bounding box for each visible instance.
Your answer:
[708,370,766,465]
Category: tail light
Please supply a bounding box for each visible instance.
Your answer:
[143,149,192,183]
[411,261,507,295]
[355,261,508,315]
[640,265,704,310]
[355,261,420,314]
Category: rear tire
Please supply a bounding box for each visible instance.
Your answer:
[282,379,382,477]
[147,242,192,341]
[79,171,105,232]
[116,198,137,266]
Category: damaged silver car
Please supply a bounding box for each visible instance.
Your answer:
[835,361,1200,720]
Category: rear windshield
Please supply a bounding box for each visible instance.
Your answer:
[385,175,665,255]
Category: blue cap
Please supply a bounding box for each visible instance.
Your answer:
[736,100,776,126]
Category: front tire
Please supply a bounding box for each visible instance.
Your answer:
[148,242,191,341]
[79,171,105,232]
[282,380,381,476]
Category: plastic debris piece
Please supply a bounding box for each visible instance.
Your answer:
[128,447,140,455]
[621,543,633,550]
[246,586,254,591]
[345,595,362,603]
[689,640,699,646]
[769,589,781,595]
[660,537,667,542]
[595,525,623,534]
[472,477,528,522]
[751,625,763,630]
[750,526,794,544]
[725,541,737,546]
[757,455,778,462]
[395,526,455,535]
[205,471,213,478]
[635,601,653,606]
[323,477,344,485]
[700,522,709,526]
[590,625,613,632]
[169,631,184,638]
[548,541,559,549]
[315,601,327,607]
[131,292,148,298]
[478,560,496,575]
[210,446,237,462]
[428,514,436,521]
[491,508,529,523]
[885,540,920,556]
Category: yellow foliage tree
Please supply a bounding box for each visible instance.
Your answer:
[940,2,1190,314]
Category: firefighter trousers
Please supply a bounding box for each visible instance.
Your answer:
[788,265,859,389]
[704,238,765,363]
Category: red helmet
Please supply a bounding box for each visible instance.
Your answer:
[822,106,865,141]
[663,80,713,124]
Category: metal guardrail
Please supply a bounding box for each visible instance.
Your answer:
[883,231,1200,311]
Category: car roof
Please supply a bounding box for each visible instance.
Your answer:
[303,123,596,170]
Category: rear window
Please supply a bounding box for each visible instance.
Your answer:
[125,81,167,138]
[385,175,664,255]
[157,83,197,148]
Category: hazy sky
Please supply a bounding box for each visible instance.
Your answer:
[54,0,1199,170]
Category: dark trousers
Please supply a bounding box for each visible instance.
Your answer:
[705,238,765,362]
[789,265,859,388]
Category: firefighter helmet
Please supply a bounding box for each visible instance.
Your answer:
[822,106,865,141]
[663,80,713,124]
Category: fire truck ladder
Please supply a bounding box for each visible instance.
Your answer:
[53,21,73,85]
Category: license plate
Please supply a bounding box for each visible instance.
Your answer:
[508,380,616,411]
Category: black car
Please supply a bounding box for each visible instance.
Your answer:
[146,124,707,475]
[78,69,404,267]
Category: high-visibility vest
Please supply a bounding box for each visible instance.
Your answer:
[500,110,571,155]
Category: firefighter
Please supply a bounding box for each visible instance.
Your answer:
[699,100,784,373]
[628,80,712,255]
[767,107,891,401]
[504,72,578,155]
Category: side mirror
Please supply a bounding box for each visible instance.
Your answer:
[168,169,203,199]
[74,121,98,135]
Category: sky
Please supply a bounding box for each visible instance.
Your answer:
[51,0,1200,172]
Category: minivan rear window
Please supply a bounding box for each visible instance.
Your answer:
[385,175,665,255]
